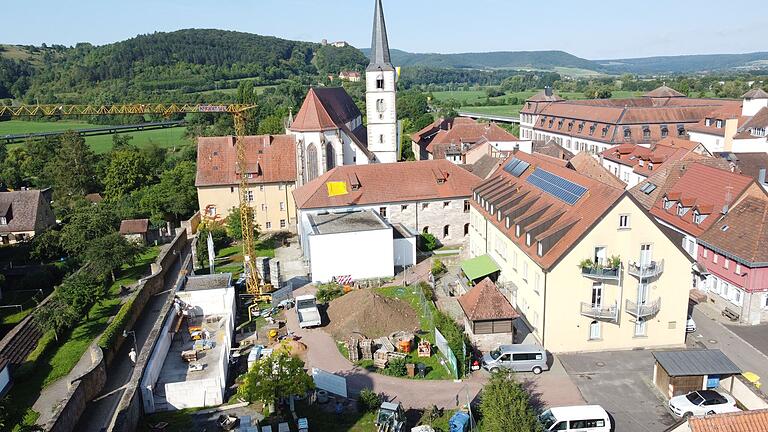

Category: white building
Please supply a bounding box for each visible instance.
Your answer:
[687,88,768,154]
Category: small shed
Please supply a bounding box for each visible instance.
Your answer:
[458,277,519,350]
[460,255,501,286]
[120,218,150,244]
[653,350,742,399]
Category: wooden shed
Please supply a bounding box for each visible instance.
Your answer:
[458,278,519,349]
[653,350,742,399]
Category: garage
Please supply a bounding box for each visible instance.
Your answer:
[652,349,742,399]
[458,277,519,351]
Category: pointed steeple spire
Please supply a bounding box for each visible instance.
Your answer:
[367,0,394,72]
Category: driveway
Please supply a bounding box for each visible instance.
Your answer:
[560,350,677,432]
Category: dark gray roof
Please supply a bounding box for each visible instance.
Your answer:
[184,274,232,291]
[653,350,741,377]
[0,189,56,234]
[367,0,394,72]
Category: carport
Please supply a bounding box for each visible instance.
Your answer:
[652,349,742,399]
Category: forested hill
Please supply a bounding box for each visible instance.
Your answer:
[596,52,768,74]
[363,48,600,71]
[0,29,369,103]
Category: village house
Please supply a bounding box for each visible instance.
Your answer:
[119,218,152,245]
[338,71,361,82]
[520,86,740,155]
[0,189,56,245]
[600,137,713,189]
[195,135,298,232]
[469,152,692,353]
[714,152,768,191]
[687,88,768,153]
[411,117,520,164]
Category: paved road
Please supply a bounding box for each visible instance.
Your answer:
[560,350,677,432]
[75,247,190,432]
[690,305,768,395]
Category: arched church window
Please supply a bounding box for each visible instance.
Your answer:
[325,143,336,172]
[306,143,318,181]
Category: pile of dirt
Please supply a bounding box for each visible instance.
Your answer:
[325,289,420,340]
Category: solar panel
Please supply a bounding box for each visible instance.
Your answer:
[526,168,587,205]
[503,158,530,177]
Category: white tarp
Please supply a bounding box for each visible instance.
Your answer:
[311,368,347,398]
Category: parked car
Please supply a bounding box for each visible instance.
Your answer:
[686,316,697,333]
[538,405,611,431]
[482,344,548,374]
[668,389,740,417]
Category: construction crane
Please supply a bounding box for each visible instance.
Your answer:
[0,103,268,299]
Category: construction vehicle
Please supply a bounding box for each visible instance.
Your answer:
[296,295,322,328]
[375,402,407,432]
[0,103,270,301]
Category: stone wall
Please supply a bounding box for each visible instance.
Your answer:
[45,343,106,432]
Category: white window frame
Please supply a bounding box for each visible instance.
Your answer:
[589,321,601,340]
[522,261,528,282]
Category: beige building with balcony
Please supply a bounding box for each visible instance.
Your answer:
[469,151,692,353]
[195,135,297,232]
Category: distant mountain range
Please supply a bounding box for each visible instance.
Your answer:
[363,48,768,75]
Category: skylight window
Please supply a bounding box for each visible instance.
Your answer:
[721,225,729,232]
[639,183,657,194]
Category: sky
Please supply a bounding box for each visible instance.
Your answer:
[3,0,767,60]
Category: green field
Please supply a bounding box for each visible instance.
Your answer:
[0,120,192,153]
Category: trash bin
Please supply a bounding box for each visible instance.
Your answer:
[406,363,416,377]
[417,363,426,378]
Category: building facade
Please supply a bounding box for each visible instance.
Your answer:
[469,152,692,353]
[411,117,519,163]
[0,189,55,245]
[520,86,740,156]
[687,89,768,153]
[195,135,298,232]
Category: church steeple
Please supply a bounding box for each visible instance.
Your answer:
[368,0,394,72]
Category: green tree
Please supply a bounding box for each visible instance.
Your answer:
[479,372,542,432]
[34,295,77,342]
[139,161,198,224]
[224,207,260,241]
[58,272,105,319]
[104,148,153,200]
[397,90,429,121]
[196,222,230,267]
[257,113,286,135]
[46,131,98,207]
[84,233,142,281]
[237,350,314,411]
[30,229,65,262]
[0,146,31,189]
[59,202,120,257]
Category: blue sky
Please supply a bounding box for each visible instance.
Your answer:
[3,0,766,59]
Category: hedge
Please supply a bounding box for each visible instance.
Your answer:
[434,309,469,376]
[98,295,135,350]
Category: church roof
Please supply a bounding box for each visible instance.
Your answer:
[367,0,394,72]
[644,85,685,98]
[291,87,362,132]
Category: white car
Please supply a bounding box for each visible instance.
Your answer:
[668,390,740,417]
[686,317,697,333]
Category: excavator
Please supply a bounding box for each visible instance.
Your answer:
[0,103,270,301]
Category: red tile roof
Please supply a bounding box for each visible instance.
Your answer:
[644,85,685,98]
[195,135,297,187]
[291,87,362,132]
[687,103,746,136]
[568,153,627,189]
[743,88,768,99]
[458,278,519,321]
[649,163,754,236]
[293,160,481,209]
[119,218,149,234]
[601,137,710,177]
[699,196,768,266]
[689,408,768,432]
[427,119,517,153]
[473,152,626,271]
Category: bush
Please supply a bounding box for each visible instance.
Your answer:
[316,283,344,304]
[358,388,382,412]
[99,295,135,350]
[434,310,468,377]
[479,371,542,432]
[431,259,446,276]
[385,356,407,377]
[420,281,435,302]
[419,233,439,251]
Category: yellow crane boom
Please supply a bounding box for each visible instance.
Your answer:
[1,103,265,298]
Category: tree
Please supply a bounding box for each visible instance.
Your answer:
[104,148,153,200]
[59,202,120,257]
[34,295,77,343]
[237,350,314,411]
[397,90,429,121]
[84,233,142,281]
[196,221,230,267]
[58,272,105,318]
[224,207,260,241]
[46,131,98,208]
[479,372,542,432]
[30,229,65,262]
[257,113,286,135]
[0,147,31,189]
[139,161,198,224]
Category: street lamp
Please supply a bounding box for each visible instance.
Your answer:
[123,329,138,355]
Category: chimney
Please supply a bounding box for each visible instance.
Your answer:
[544,86,553,97]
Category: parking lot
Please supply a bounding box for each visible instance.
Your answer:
[559,350,678,432]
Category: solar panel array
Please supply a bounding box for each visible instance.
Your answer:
[526,168,587,205]
[503,158,531,177]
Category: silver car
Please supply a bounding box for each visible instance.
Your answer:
[482,344,548,374]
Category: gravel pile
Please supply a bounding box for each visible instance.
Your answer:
[325,289,419,340]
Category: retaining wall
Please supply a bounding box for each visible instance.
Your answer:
[45,343,106,432]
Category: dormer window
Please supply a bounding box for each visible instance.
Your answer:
[664,196,675,210]
[638,159,644,167]
[623,127,631,140]
[601,126,608,137]
[677,125,686,137]
[589,123,596,136]
[540,117,546,126]
[716,119,723,128]
[693,210,707,225]
[506,217,511,229]
[515,224,521,237]
[661,125,669,138]
[526,232,532,246]
[705,118,712,127]
[537,241,543,257]
[557,119,564,129]
[578,122,585,133]
[648,162,654,171]
[567,121,574,131]
[549,118,554,127]
[642,126,651,140]
[677,203,689,216]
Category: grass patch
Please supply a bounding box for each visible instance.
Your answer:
[460,105,522,117]
[199,237,277,279]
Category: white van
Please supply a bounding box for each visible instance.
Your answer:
[539,405,611,431]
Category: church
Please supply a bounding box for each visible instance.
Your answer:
[287,0,399,187]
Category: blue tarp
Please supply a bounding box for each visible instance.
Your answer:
[449,411,471,432]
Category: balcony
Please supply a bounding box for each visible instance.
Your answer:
[628,260,664,280]
[581,266,621,281]
[580,301,619,322]
[625,298,661,319]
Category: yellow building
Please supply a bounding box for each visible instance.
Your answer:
[469,152,692,353]
[195,135,297,232]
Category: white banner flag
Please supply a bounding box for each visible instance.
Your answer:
[207,232,215,273]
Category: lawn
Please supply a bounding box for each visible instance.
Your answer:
[0,119,192,154]
[4,246,160,430]
[460,105,522,117]
[198,237,277,279]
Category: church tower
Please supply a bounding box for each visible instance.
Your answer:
[366,0,398,163]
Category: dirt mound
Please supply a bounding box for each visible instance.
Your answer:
[326,289,420,340]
